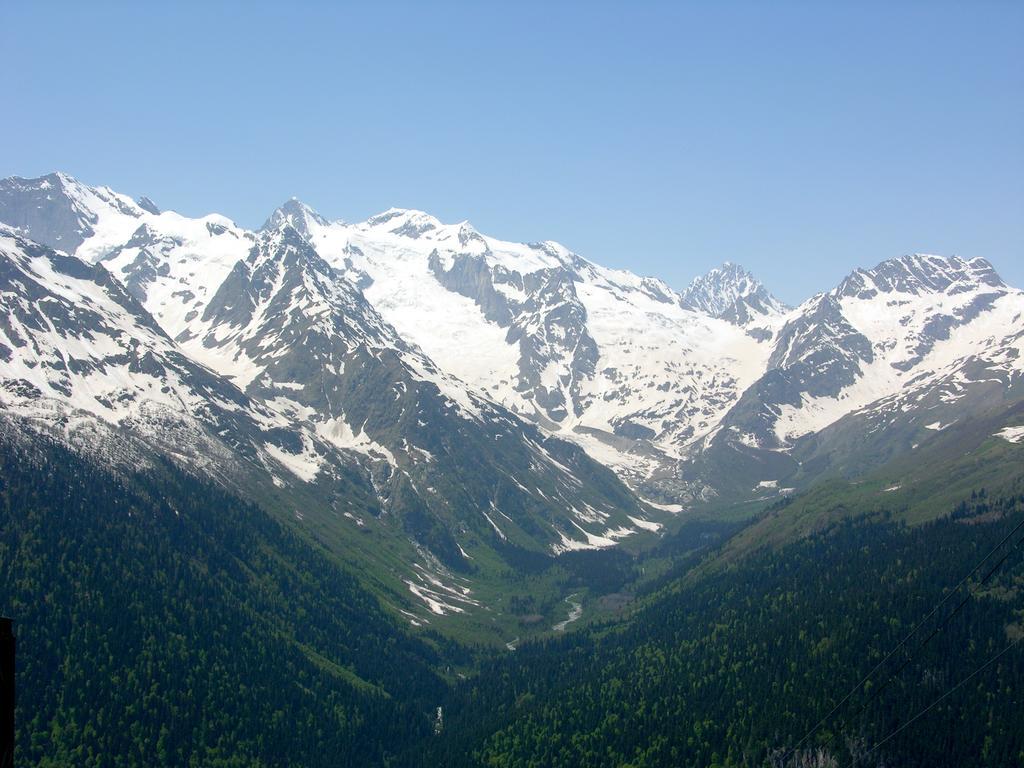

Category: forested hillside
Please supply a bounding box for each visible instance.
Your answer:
[2,419,1022,767]
[0,427,447,767]
[424,489,1024,767]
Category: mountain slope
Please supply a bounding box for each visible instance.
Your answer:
[0,422,446,768]
[428,489,1024,768]
[426,409,1024,767]
[0,225,273,473]
[180,223,658,566]
[0,225,473,628]
[0,178,673,631]
[690,253,1024,507]
[290,206,778,493]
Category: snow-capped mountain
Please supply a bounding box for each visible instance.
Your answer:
[260,197,332,239]
[2,170,1022,529]
[184,221,658,565]
[680,261,788,326]
[280,206,778,493]
[694,252,1024,502]
[771,253,1018,447]
[0,175,672,622]
[0,224,292,476]
[0,172,156,261]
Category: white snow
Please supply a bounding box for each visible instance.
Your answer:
[770,275,1024,445]
[263,440,322,482]
[638,497,685,513]
[628,515,663,532]
[403,560,481,616]
[996,426,1024,444]
[481,510,507,540]
[304,209,779,477]
[8,173,1024,572]
[316,414,398,467]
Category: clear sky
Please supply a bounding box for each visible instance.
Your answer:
[2,1,1021,304]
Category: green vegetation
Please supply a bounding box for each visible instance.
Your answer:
[426,496,1024,767]
[2,423,1022,767]
[717,416,1024,567]
[0,431,447,767]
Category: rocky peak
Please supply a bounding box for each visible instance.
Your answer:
[837,254,1005,300]
[260,198,329,240]
[364,208,443,239]
[0,171,146,255]
[248,224,335,285]
[136,196,161,215]
[680,262,787,324]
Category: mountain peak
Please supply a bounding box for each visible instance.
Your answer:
[364,207,443,239]
[136,195,161,215]
[260,198,330,238]
[45,170,77,188]
[0,171,146,255]
[837,253,1005,300]
[680,262,787,324]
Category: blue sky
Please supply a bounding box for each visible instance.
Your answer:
[2,1,1021,303]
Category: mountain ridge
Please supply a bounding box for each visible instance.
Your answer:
[2,170,1022,561]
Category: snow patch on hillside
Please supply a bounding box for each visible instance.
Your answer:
[996,426,1024,444]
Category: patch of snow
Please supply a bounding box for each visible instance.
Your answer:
[263,440,321,483]
[628,515,663,532]
[481,509,507,540]
[995,426,1024,444]
[316,414,398,467]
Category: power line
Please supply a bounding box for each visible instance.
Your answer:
[780,513,1024,765]
[836,526,1024,736]
[826,530,1024,766]
[860,635,1022,763]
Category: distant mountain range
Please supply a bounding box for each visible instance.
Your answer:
[2,170,1022,623]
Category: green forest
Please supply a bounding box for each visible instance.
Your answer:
[0,432,449,767]
[2,430,1022,767]
[427,494,1024,767]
